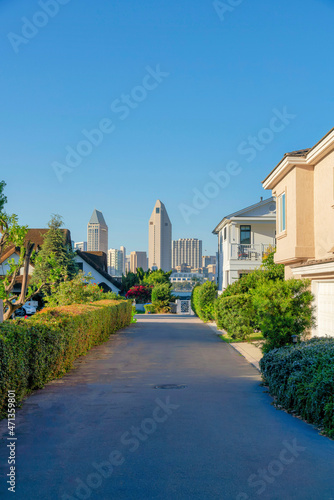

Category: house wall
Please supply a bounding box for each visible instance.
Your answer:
[75,256,120,293]
[314,151,334,260]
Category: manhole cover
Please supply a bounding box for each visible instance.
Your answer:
[154,384,187,390]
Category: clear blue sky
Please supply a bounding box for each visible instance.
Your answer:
[1,0,333,256]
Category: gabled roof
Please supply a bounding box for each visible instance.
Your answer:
[88,209,107,226]
[0,228,71,265]
[212,197,276,234]
[76,250,121,291]
[263,127,334,189]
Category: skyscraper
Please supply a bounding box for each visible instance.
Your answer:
[108,249,124,276]
[87,209,108,255]
[172,238,202,269]
[148,200,172,271]
[130,251,148,273]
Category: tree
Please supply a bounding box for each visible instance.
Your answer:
[121,271,140,293]
[0,183,42,320]
[31,214,78,294]
[144,269,172,286]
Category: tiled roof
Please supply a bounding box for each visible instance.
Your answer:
[293,256,334,268]
[284,148,311,158]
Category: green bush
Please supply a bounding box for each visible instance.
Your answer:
[151,283,173,313]
[0,299,132,417]
[144,304,156,314]
[191,281,217,322]
[252,279,314,352]
[260,338,334,438]
[215,293,254,340]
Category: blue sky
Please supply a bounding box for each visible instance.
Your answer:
[1,0,333,256]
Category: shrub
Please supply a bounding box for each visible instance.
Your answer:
[125,285,152,304]
[151,283,173,313]
[144,304,156,314]
[191,281,217,322]
[215,293,254,340]
[44,272,118,307]
[260,338,334,438]
[252,279,315,352]
[0,299,132,417]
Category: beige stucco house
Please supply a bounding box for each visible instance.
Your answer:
[262,127,334,337]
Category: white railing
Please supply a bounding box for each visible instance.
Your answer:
[230,244,272,261]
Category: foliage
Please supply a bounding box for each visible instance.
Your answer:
[0,299,132,417]
[44,272,118,307]
[252,279,315,352]
[0,186,42,319]
[151,282,173,313]
[131,306,137,323]
[144,269,172,286]
[215,293,254,340]
[260,338,334,438]
[144,304,156,314]
[121,272,140,293]
[191,281,217,322]
[31,214,78,294]
[125,285,152,304]
[0,181,7,213]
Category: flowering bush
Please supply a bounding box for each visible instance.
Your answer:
[125,285,152,304]
[44,272,119,307]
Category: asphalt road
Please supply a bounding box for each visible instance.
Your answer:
[0,315,333,500]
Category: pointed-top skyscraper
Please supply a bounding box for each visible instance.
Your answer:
[148,200,172,271]
[87,209,108,255]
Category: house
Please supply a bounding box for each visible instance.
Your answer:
[262,127,334,338]
[0,229,121,295]
[75,250,121,293]
[212,198,276,291]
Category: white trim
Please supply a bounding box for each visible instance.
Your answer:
[291,262,334,276]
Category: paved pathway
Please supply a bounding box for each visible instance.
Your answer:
[0,315,333,500]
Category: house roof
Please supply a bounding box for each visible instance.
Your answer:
[262,127,334,189]
[212,197,275,234]
[0,228,71,265]
[88,209,107,226]
[291,256,334,268]
[76,250,121,291]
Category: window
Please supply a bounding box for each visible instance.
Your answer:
[156,208,160,214]
[278,192,286,233]
[240,225,251,245]
[224,227,227,240]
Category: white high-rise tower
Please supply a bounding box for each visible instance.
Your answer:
[148,200,172,271]
[87,209,108,256]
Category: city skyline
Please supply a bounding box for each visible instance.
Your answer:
[3,1,334,256]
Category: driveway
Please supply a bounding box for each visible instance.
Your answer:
[0,315,333,499]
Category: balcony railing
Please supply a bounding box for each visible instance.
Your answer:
[230,244,272,261]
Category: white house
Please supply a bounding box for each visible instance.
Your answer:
[212,197,276,291]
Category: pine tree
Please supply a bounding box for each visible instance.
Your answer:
[32,214,78,292]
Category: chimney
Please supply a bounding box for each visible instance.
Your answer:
[260,197,263,202]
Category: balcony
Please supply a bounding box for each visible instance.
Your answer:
[230,244,272,261]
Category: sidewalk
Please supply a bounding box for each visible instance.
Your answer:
[207,322,263,372]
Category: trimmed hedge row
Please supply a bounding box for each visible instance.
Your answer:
[191,281,217,322]
[0,299,132,417]
[260,338,334,438]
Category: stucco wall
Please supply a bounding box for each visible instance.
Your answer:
[314,151,334,259]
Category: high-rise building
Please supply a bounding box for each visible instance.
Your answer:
[125,255,131,273]
[172,238,202,269]
[130,251,148,273]
[87,209,108,255]
[74,241,87,252]
[202,255,216,268]
[148,200,172,271]
[120,246,126,274]
[108,249,124,277]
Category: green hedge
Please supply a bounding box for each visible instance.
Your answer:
[260,338,334,438]
[0,299,132,417]
[215,293,254,340]
[191,281,217,322]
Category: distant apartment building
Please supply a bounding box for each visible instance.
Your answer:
[130,251,148,273]
[74,241,87,252]
[108,248,124,277]
[148,200,172,272]
[125,255,131,273]
[202,255,216,268]
[120,246,126,273]
[172,238,202,269]
[87,209,108,256]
